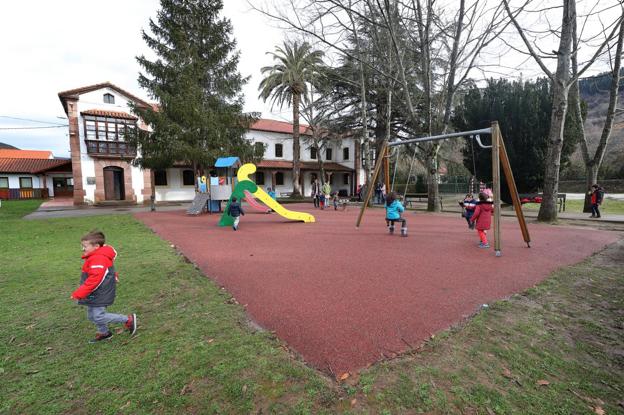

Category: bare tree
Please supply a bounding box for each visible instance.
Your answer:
[571,5,624,212]
[250,0,507,211]
[503,0,622,221]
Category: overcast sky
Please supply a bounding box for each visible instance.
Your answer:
[0,0,286,157]
[0,0,619,157]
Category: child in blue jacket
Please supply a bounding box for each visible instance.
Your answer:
[385,192,407,237]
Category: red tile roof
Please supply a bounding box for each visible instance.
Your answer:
[256,160,353,171]
[0,158,71,174]
[302,162,353,172]
[81,109,138,120]
[256,160,293,169]
[250,119,312,135]
[0,149,53,159]
[58,82,156,115]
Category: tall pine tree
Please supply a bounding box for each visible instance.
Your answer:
[132,0,257,176]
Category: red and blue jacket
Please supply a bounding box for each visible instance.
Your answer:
[71,245,118,307]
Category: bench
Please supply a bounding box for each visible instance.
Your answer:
[403,193,443,210]
[279,192,293,198]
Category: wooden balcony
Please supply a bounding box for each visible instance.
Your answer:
[85,140,136,159]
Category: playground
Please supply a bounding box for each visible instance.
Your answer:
[135,203,618,375]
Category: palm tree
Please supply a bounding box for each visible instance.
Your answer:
[258,41,324,197]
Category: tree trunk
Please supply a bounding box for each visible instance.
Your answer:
[537,0,574,222]
[426,146,441,212]
[292,92,302,197]
[538,79,570,221]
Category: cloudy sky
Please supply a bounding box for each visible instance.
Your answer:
[0,0,618,157]
[0,0,286,157]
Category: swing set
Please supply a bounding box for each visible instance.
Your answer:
[356,121,531,257]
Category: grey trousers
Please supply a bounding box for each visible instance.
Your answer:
[87,306,127,334]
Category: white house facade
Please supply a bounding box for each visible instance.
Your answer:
[59,82,365,205]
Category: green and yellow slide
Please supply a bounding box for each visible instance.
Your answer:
[219,163,315,226]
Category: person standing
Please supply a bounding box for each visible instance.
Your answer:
[311,178,320,208]
[322,180,331,209]
[589,184,604,218]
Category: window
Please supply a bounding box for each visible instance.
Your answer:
[83,115,136,142]
[275,143,283,158]
[0,177,8,188]
[154,170,167,186]
[19,177,33,189]
[254,142,265,157]
[343,173,350,185]
[103,93,115,104]
[275,172,284,185]
[255,171,265,185]
[325,148,332,161]
[343,147,350,160]
[310,147,317,159]
[182,170,195,186]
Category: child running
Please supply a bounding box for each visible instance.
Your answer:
[71,230,137,343]
[228,197,245,230]
[459,193,477,229]
[470,192,493,248]
[385,192,408,237]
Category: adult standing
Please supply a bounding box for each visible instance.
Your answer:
[375,182,382,204]
[311,178,321,208]
[589,184,604,218]
[380,182,387,204]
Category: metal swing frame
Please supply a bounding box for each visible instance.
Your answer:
[356,121,531,256]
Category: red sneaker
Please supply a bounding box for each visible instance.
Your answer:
[125,313,137,335]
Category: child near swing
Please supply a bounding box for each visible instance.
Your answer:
[385,192,407,237]
[459,193,477,229]
[470,192,493,248]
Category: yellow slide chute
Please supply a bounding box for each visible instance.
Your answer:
[237,163,315,223]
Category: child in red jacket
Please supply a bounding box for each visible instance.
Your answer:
[71,230,137,342]
[470,192,494,249]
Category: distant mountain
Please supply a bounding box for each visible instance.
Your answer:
[0,142,18,149]
[574,71,624,178]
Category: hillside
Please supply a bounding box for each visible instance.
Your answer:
[574,73,624,177]
[0,142,18,149]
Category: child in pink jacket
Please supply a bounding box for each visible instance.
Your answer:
[470,192,494,248]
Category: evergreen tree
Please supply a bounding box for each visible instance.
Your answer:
[453,78,580,200]
[131,0,257,175]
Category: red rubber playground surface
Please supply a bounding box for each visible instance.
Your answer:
[135,204,619,374]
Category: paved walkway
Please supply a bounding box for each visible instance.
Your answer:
[25,202,190,220]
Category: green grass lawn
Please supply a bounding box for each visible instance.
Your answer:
[522,198,624,215]
[1,201,622,414]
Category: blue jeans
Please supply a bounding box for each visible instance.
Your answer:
[87,306,127,334]
[591,204,601,217]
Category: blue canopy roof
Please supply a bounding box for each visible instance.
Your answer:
[214,157,240,168]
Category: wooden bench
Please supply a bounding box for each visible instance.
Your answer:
[403,193,443,210]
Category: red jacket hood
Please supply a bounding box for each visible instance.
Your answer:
[82,245,117,260]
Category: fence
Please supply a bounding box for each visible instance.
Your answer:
[559,179,624,193]
[0,188,49,200]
